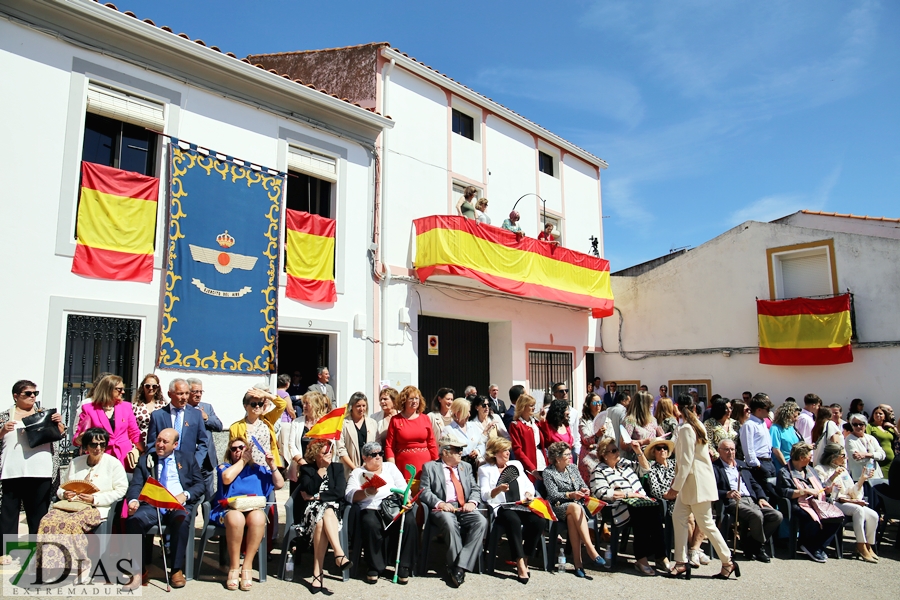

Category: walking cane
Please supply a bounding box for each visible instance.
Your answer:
[390,465,417,584]
[156,507,171,592]
[732,469,742,553]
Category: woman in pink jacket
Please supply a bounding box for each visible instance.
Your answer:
[74,375,142,467]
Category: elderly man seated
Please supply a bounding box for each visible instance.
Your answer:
[711,439,782,563]
[123,428,204,589]
[419,429,487,588]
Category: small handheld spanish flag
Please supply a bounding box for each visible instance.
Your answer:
[138,477,185,511]
[584,496,607,516]
[525,497,558,521]
[306,406,348,440]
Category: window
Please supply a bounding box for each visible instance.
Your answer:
[286,147,336,218]
[669,380,711,408]
[528,350,573,404]
[452,181,483,200]
[452,109,475,140]
[766,240,837,300]
[540,212,563,246]
[82,84,163,176]
[538,151,555,177]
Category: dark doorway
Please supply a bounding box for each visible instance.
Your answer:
[418,316,489,409]
[278,331,330,395]
[586,353,596,391]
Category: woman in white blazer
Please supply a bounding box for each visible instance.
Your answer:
[665,394,738,580]
[337,392,378,479]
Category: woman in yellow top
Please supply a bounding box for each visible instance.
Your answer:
[665,393,738,580]
[229,386,287,468]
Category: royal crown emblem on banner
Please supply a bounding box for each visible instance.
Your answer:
[189,231,258,275]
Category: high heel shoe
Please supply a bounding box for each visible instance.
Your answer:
[239,569,253,591]
[667,561,691,580]
[334,554,353,571]
[310,573,326,594]
[225,569,240,591]
[712,561,740,580]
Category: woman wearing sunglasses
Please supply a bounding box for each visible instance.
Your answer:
[131,374,167,448]
[73,374,142,470]
[37,427,127,577]
[211,435,284,591]
[0,380,65,565]
[346,441,416,584]
[577,393,605,483]
[229,386,286,469]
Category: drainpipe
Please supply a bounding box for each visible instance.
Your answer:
[379,58,396,382]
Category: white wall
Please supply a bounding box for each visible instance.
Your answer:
[483,115,539,236]
[0,19,375,426]
[596,220,900,403]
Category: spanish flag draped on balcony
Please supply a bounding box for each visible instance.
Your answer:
[285,208,337,304]
[72,161,159,282]
[757,294,853,365]
[414,216,613,315]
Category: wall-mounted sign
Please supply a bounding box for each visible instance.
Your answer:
[427,335,439,356]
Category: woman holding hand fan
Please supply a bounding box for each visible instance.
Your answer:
[346,441,417,584]
[478,437,545,583]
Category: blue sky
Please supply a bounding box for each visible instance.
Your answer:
[114,0,899,270]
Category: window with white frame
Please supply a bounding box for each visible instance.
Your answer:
[540,212,563,246]
[768,241,835,300]
[451,108,475,140]
[286,146,337,219]
[452,181,483,201]
[538,151,555,177]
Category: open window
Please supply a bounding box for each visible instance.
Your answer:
[286,146,337,219]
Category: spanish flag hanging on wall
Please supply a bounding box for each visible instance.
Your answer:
[72,161,159,282]
[414,216,614,315]
[757,294,853,365]
[285,208,337,304]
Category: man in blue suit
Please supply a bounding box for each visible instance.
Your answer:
[187,377,221,499]
[123,428,204,589]
[712,439,782,563]
[147,379,208,471]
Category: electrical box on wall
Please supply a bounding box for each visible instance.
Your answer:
[353,313,366,333]
[398,307,411,325]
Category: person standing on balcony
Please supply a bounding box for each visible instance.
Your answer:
[456,186,477,219]
[474,198,491,224]
[538,222,560,246]
[502,211,525,240]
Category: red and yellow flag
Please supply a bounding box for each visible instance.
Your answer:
[306,406,347,440]
[414,216,613,315]
[285,209,336,304]
[138,476,185,511]
[583,496,607,516]
[72,161,159,282]
[526,497,558,521]
[757,294,853,366]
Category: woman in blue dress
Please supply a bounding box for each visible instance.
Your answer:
[211,435,284,591]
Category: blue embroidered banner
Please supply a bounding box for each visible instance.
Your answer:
[158,145,282,374]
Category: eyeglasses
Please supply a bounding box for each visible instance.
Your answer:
[556,389,569,394]
[606,447,620,455]
[19,391,40,398]
[445,447,463,455]
[143,384,159,390]
[231,445,246,451]
[366,451,385,458]
[191,390,204,395]
[114,387,125,393]
[247,402,265,409]
[86,442,107,449]
[591,401,602,406]
[852,423,866,428]
[654,446,669,452]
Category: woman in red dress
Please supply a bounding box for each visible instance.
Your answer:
[385,386,438,486]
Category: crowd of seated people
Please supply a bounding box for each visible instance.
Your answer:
[3,376,898,592]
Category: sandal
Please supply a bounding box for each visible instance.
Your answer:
[667,561,691,580]
[225,569,240,591]
[712,561,741,580]
[334,554,353,571]
[310,572,326,594]
[239,569,253,591]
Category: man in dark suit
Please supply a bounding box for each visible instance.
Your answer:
[186,377,221,500]
[123,428,204,589]
[487,384,507,415]
[712,439,783,563]
[147,379,208,471]
[602,381,618,409]
[307,366,335,408]
[419,430,487,588]
[502,384,525,431]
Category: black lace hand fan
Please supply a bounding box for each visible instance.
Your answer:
[497,464,520,486]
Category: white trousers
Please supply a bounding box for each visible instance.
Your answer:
[672,498,731,564]
[837,501,878,544]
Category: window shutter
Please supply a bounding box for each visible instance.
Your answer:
[287,147,337,180]
[780,253,831,298]
[86,84,165,130]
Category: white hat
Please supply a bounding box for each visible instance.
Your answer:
[437,429,468,449]
[688,387,698,394]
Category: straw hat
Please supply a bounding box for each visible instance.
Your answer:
[643,438,674,460]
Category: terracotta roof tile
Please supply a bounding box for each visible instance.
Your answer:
[800,210,899,223]
[88,1,386,118]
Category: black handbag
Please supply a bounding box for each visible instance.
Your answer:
[378,492,404,529]
[22,409,63,448]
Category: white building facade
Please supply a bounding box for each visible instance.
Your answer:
[595,214,900,404]
[249,44,610,409]
[0,0,391,428]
